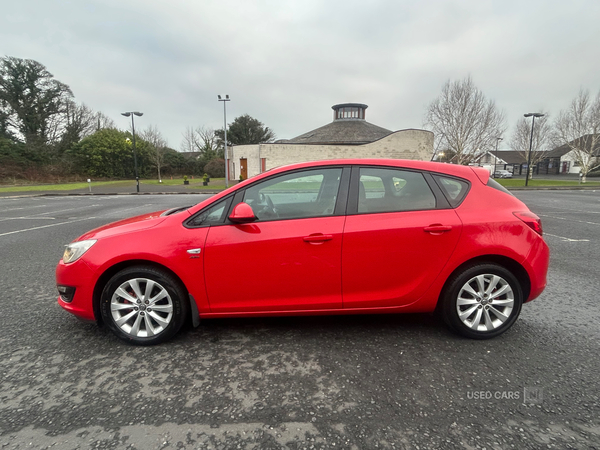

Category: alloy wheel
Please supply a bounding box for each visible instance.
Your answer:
[110,278,174,338]
[455,274,515,332]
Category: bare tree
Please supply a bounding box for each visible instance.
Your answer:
[180,126,220,155]
[93,112,116,132]
[140,125,167,182]
[52,103,116,153]
[63,102,96,138]
[425,76,505,165]
[197,126,220,154]
[510,112,552,178]
[554,89,600,182]
[180,126,196,153]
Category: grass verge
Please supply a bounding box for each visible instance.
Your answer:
[496,178,600,187]
[0,180,133,192]
[1,176,598,193]
[0,178,233,193]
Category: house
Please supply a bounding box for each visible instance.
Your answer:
[541,134,600,175]
[473,150,546,175]
[538,146,572,174]
[229,103,433,180]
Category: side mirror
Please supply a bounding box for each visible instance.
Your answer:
[229,202,257,224]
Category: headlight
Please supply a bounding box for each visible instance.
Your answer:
[63,240,97,264]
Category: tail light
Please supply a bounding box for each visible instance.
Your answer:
[513,211,543,236]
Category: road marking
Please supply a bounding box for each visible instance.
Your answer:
[544,233,590,242]
[0,204,49,213]
[535,205,600,215]
[0,205,101,222]
[1,217,56,220]
[0,203,156,237]
[31,205,100,216]
[538,214,600,226]
[0,217,97,237]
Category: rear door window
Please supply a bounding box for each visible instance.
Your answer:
[358,167,436,213]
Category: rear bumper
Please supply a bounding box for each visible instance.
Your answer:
[524,236,550,302]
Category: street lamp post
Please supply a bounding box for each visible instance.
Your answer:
[524,113,545,187]
[493,137,503,178]
[121,111,143,192]
[218,95,230,188]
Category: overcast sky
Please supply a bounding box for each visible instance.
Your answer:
[3,0,600,150]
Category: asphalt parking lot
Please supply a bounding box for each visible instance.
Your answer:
[0,190,599,449]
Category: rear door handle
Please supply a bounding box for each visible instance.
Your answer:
[303,234,333,243]
[424,224,453,233]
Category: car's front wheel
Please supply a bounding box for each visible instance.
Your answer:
[442,264,523,339]
[100,266,188,345]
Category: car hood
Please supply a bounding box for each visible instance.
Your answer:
[77,210,169,241]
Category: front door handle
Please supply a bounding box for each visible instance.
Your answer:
[424,224,453,234]
[303,234,333,243]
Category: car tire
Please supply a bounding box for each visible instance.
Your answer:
[442,263,523,339]
[100,266,188,345]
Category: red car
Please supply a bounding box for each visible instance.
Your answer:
[56,159,549,345]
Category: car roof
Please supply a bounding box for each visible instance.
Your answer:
[189,159,488,214]
[269,159,486,182]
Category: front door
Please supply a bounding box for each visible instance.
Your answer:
[240,158,248,180]
[204,166,346,313]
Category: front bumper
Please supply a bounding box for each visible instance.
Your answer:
[55,259,97,321]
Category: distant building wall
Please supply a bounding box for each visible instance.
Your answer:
[230,129,433,180]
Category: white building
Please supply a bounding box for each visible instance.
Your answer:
[229,103,433,180]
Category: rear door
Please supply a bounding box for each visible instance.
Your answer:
[342,166,463,308]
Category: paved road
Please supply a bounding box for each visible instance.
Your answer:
[0,191,599,449]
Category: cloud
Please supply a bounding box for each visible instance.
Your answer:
[2,0,600,149]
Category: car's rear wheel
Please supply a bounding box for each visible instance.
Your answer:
[442,264,523,339]
[100,266,188,345]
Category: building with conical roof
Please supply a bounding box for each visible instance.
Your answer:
[230,103,433,180]
[279,103,392,145]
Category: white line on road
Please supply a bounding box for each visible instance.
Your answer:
[544,233,590,242]
[0,217,96,237]
[542,208,600,215]
[538,214,600,227]
[0,203,156,237]
[0,205,100,222]
[0,204,49,214]
[1,217,56,220]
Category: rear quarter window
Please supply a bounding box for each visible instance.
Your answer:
[486,178,514,197]
[433,175,470,207]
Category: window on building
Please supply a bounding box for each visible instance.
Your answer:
[336,107,364,120]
